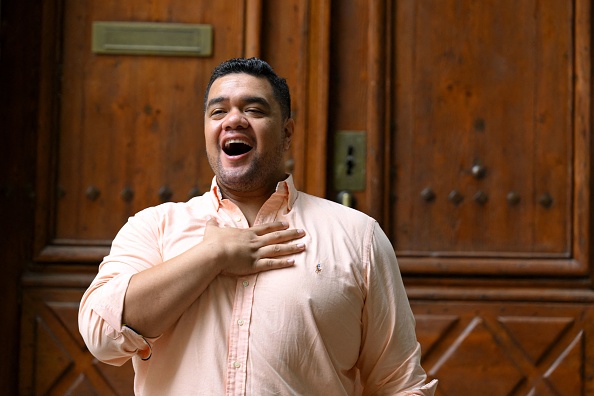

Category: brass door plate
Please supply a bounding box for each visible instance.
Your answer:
[333,131,366,191]
[92,21,212,57]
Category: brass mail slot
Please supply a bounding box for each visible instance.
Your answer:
[92,21,212,57]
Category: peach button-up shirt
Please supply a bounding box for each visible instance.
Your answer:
[79,176,437,395]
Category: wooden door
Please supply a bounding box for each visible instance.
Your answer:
[326,0,594,394]
[393,1,594,393]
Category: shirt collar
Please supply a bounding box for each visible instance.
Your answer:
[209,174,299,211]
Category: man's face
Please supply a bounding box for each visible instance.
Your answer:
[205,73,293,193]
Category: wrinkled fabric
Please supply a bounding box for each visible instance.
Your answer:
[79,175,437,395]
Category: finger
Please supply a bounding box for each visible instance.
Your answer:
[254,257,296,272]
[258,242,306,258]
[259,228,305,246]
[251,221,290,236]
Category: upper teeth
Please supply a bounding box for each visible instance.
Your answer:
[225,139,251,147]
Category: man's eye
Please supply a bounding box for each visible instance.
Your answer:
[210,109,225,116]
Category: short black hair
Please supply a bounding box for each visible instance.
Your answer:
[204,57,291,120]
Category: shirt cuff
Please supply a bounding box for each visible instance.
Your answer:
[122,325,154,360]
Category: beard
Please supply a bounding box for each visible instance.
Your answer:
[207,143,286,193]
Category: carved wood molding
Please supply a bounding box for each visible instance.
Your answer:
[399,257,589,277]
[411,301,594,395]
[407,285,594,303]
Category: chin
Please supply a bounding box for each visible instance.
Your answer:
[217,169,258,188]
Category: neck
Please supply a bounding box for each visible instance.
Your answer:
[217,182,278,226]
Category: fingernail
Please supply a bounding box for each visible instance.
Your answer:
[287,259,295,265]
[296,243,305,249]
[282,221,289,226]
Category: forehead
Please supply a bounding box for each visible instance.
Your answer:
[207,73,274,101]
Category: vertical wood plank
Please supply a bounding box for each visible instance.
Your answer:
[327,0,369,208]
[303,0,331,197]
[261,0,331,198]
[261,0,307,189]
[244,0,262,57]
[366,0,388,223]
[574,0,593,282]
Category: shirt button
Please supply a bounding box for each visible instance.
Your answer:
[234,361,241,368]
[238,319,244,326]
[235,216,242,222]
[242,280,249,287]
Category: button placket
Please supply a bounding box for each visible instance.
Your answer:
[226,275,257,394]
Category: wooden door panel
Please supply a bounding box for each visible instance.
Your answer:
[36,0,249,261]
[392,0,573,255]
[391,0,591,277]
[20,288,134,395]
[56,0,245,241]
[412,302,594,395]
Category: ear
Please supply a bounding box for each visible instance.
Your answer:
[283,118,295,150]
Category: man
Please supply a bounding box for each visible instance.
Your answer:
[79,57,437,395]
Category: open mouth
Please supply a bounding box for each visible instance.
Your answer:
[223,139,253,157]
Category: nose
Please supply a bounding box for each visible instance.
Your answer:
[222,109,248,130]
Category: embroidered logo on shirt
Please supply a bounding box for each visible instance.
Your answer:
[315,263,322,274]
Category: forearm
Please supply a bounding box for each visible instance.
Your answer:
[123,242,221,337]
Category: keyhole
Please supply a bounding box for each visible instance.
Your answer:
[346,146,355,175]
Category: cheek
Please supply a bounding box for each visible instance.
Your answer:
[204,123,220,147]
[259,135,285,154]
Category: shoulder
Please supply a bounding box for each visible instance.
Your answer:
[294,192,393,248]
[137,190,211,217]
[131,201,187,222]
[295,191,374,225]
[125,193,211,230]
[293,192,378,251]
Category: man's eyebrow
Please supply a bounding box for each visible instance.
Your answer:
[242,96,270,108]
[206,95,271,109]
[206,96,227,108]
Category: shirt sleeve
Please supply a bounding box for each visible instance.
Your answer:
[357,221,437,396]
[78,208,163,366]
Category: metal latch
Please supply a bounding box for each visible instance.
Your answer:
[333,131,366,191]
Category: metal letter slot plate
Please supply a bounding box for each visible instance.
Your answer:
[333,130,366,191]
[92,21,213,57]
